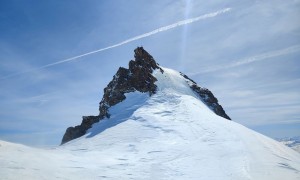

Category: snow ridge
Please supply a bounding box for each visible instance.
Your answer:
[1,47,300,178]
[1,89,300,179]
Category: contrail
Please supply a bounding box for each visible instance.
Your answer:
[1,8,231,80]
[189,44,300,75]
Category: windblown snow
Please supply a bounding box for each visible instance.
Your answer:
[0,68,299,180]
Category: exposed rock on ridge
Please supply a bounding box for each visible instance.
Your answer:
[61,47,163,144]
[180,73,231,120]
[99,47,164,118]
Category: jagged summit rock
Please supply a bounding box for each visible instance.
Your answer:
[61,47,230,144]
[61,47,163,144]
[99,47,164,118]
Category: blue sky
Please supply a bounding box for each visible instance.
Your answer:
[0,0,299,146]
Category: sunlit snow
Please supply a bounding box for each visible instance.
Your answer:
[0,67,299,179]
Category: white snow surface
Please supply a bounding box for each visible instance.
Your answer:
[1,67,300,179]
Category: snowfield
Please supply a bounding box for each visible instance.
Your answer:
[1,68,300,179]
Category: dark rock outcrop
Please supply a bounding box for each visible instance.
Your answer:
[180,72,231,120]
[99,47,163,118]
[61,47,162,144]
[61,116,100,144]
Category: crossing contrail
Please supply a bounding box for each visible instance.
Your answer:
[189,44,300,75]
[1,8,231,80]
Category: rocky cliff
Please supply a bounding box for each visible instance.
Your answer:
[61,47,163,144]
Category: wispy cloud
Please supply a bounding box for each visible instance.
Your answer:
[189,45,300,75]
[1,8,231,80]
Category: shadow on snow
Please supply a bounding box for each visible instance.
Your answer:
[86,92,149,138]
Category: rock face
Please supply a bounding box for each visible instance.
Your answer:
[61,47,230,144]
[99,47,164,118]
[61,115,100,145]
[61,47,163,144]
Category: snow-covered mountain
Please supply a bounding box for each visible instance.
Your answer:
[277,136,300,153]
[61,47,230,144]
[0,47,300,179]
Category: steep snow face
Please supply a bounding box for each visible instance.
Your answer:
[1,89,300,179]
[153,67,199,98]
[153,67,230,120]
[154,67,231,120]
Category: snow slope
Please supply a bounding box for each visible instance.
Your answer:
[1,67,300,180]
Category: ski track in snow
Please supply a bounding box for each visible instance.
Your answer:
[1,67,300,179]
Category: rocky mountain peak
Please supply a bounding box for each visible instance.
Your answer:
[99,47,163,118]
[61,47,230,145]
[61,47,163,144]
[133,47,160,70]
